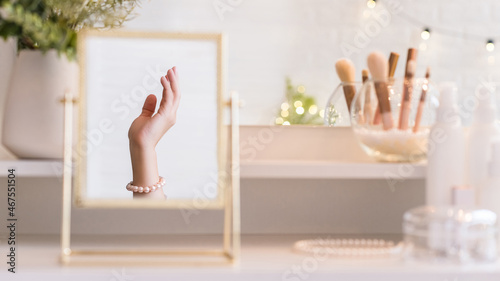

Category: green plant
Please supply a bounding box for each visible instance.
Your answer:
[0,0,140,60]
[276,78,323,125]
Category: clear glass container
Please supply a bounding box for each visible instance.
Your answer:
[403,206,498,264]
[350,77,439,162]
[324,82,363,127]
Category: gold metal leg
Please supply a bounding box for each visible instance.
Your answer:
[60,91,76,264]
[230,92,241,262]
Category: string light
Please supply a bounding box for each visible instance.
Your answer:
[294,101,303,108]
[275,117,284,125]
[486,39,495,52]
[296,106,305,115]
[308,105,318,115]
[396,10,500,53]
[366,0,376,9]
[281,102,290,111]
[281,110,289,118]
[421,28,431,40]
[283,121,291,125]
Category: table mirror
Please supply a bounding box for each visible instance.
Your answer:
[74,30,230,209]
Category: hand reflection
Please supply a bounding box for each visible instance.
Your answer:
[128,67,180,200]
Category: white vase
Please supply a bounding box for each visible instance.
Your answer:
[0,38,18,160]
[2,50,79,159]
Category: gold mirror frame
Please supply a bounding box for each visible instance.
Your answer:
[74,30,228,209]
[60,30,240,265]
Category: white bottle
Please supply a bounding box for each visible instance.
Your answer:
[426,82,466,206]
[466,86,500,204]
[481,139,500,216]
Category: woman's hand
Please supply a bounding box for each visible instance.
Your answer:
[128,67,180,149]
[128,67,180,199]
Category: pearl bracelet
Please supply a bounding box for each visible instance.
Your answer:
[126,177,165,193]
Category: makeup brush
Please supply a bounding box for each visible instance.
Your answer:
[362,69,373,124]
[373,52,399,125]
[335,58,357,112]
[388,52,400,78]
[413,67,431,133]
[367,51,394,130]
[362,69,369,83]
[398,48,418,130]
[406,48,418,61]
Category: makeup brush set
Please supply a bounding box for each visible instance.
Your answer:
[330,49,439,162]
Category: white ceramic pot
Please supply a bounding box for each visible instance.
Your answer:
[2,50,78,159]
[0,38,18,160]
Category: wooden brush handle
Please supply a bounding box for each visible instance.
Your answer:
[372,53,397,126]
[398,65,415,130]
[398,80,414,130]
[413,102,425,133]
[374,82,391,113]
[374,81,393,130]
[399,105,411,130]
[342,84,356,112]
[419,84,428,102]
[363,84,372,124]
[413,79,429,132]
[398,49,417,130]
[373,109,381,125]
[407,48,417,62]
[362,71,371,124]
[388,53,399,78]
[403,79,414,101]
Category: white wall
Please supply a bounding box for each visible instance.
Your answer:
[124,0,500,125]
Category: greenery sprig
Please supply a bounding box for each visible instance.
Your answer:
[276,78,323,125]
[0,0,140,60]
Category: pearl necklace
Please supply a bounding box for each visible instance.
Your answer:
[292,238,403,257]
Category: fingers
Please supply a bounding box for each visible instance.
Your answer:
[140,94,157,117]
[159,74,173,114]
[158,66,181,116]
[167,68,181,110]
[166,68,178,94]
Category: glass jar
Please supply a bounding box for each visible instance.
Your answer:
[324,82,363,127]
[350,77,439,162]
[403,205,498,264]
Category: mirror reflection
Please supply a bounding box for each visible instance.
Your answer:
[78,32,225,203]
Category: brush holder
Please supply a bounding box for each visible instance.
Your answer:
[350,77,439,162]
[324,81,363,127]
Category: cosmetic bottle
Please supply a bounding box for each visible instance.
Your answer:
[480,139,500,216]
[466,86,500,204]
[426,82,465,206]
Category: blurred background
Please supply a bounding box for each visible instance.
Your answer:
[0,0,498,248]
[120,0,500,125]
[2,0,500,125]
